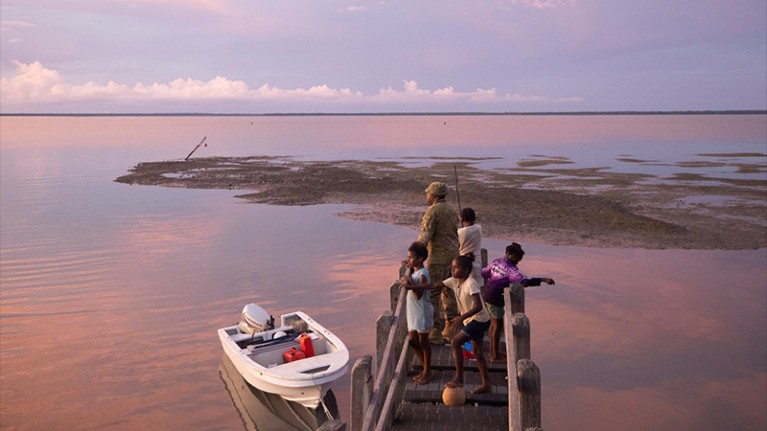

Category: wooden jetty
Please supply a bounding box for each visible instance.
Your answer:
[320,251,543,431]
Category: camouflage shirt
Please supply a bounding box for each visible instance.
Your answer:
[417,199,459,266]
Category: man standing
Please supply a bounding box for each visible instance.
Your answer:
[418,181,459,344]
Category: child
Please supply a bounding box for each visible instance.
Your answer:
[400,241,434,384]
[405,255,492,394]
[481,242,555,363]
[457,207,483,287]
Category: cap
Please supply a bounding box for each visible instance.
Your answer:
[424,181,448,196]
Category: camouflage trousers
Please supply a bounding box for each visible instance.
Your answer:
[427,262,459,339]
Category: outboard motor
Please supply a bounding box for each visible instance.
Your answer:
[238,303,274,334]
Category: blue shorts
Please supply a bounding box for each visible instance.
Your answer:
[461,319,490,341]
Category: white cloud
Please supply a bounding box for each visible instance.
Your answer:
[514,0,575,9]
[113,0,231,15]
[134,76,250,99]
[374,80,550,104]
[0,20,38,29]
[1,61,64,100]
[1,19,37,45]
[377,80,458,98]
[339,6,367,14]
[251,83,363,100]
[0,61,575,111]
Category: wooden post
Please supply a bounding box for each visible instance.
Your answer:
[390,282,409,363]
[362,294,407,431]
[510,283,525,314]
[517,359,541,429]
[317,420,347,431]
[184,136,207,160]
[375,339,413,431]
[350,355,373,431]
[505,288,521,431]
[389,280,400,315]
[376,311,393,374]
[512,313,531,361]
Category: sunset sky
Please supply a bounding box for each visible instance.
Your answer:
[1,0,765,114]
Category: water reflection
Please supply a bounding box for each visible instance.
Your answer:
[1,116,764,431]
[218,355,339,431]
[512,244,767,431]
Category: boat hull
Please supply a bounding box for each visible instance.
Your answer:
[218,311,349,408]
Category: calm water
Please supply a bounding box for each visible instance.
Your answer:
[1,115,765,430]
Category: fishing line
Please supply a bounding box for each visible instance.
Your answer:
[454,165,462,213]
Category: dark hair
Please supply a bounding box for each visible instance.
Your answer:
[506,242,525,258]
[460,207,476,223]
[408,241,428,261]
[454,254,474,271]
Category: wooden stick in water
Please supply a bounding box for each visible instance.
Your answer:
[185,136,207,161]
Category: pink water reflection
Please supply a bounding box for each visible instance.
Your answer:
[510,244,767,430]
[1,116,765,430]
[3,114,764,155]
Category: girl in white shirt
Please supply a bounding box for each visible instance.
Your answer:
[405,254,491,394]
[400,242,434,384]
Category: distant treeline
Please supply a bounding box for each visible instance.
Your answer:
[1,110,765,117]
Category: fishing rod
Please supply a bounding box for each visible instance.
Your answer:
[454,165,462,213]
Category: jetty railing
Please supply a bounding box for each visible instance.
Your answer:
[351,280,411,431]
[349,250,543,431]
[506,283,543,431]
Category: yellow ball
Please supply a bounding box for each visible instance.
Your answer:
[442,386,466,406]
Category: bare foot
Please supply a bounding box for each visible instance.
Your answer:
[412,371,424,382]
[470,384,491,394]
[445,379,464,388]
[415,371,432,385]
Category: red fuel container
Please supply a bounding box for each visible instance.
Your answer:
[282,347,306,363]
[299,333,315,358]
[463,341,475,360]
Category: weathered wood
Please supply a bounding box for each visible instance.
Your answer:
[378,280,408,372]
[512,313,531,361]
[350,355,373,431]
[362,253,539,431]
[362,291,408,431]
[517,359,541,430]
[376,310,393,371]
[318,420,347,431]
[505,288,522,431]
[184,136,206,160]
[390,279,402,313]
[392,286,409,362]
[375,339,413,431]
[510,283,525,314]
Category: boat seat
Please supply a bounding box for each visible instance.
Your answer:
[248,332,327,365]
[231,326,296,347]
[266,351,348,378]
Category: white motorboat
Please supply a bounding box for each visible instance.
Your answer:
[217,303,349,409]
[218,354,338,431]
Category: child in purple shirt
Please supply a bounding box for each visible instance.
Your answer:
[481,243,555,362]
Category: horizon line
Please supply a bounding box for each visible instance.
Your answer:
[1,109,765,117]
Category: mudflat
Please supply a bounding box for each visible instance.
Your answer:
[115,155,767,250]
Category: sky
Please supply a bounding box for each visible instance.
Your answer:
[1,0,765,114]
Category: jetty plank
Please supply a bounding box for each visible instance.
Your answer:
[391,342,509,429]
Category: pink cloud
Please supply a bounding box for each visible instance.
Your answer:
[0,61,579,111]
